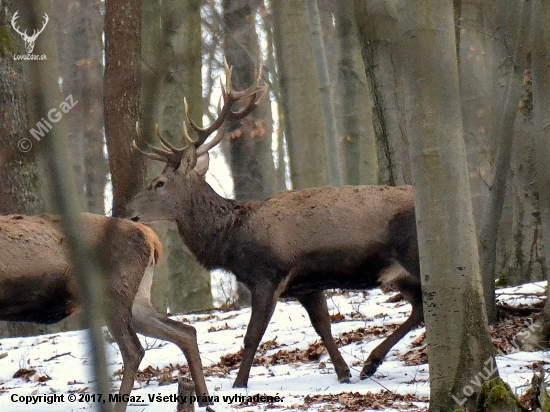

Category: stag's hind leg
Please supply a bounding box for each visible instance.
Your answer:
[360,260,423,379]
[132,301,211,406]
[296,291,351,383]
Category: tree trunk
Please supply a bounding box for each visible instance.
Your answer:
[353,0,410,186]
[520,0,550,349]
[399,1,497,410]
[331,0,378,185]
[104,0,145,217]
[457,1,493,229]
[222,0,276,306]
[272,0,329,189]
[21,0,111,405]
[0,1,48,338]
[478,0,533,323]
[140,0,213,314]
[305,0,342,186]
[52,0,106,214]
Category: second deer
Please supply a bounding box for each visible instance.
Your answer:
[0,213,210,411]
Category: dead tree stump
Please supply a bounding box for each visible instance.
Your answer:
[177,376,195,412]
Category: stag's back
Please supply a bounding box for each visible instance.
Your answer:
[249,185,414,262]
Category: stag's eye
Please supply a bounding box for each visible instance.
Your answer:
[154,181,165,189]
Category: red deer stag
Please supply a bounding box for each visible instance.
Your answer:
[126,65,421,388]
[0,213,210,411]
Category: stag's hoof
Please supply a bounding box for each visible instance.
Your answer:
[337,369,352,383]
[232,380,248,389]
[338,376,351,384]
[359,360,381,379]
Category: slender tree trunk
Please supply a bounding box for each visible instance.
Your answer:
[457,1,493,229]
[399,1,496,410]
[222,0,276,306]
[522,0,550,349]
[262,1,287,191]
[331,0,377,185]
[478,0,533,323]
[159,0,212,313]
[140,0,213,314]
[52,0,106,214]
[353,0,410,186]
[104,0,145,217]
[23,1,111,406]
[272,0,329,189]
[305,0,342,186]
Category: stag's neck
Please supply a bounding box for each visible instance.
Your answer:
[174,177,257,270]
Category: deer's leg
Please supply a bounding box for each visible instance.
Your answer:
[297,291,351,383]
[132,301,210,406]
[360,261,423,378]
[109,320,145,412]
[233,282,281,388]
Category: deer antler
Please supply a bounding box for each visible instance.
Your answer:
[132,63,267,169]
[192,60,267,156]
[132,123,190,167]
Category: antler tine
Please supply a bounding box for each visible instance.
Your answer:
[131,140,169,163]
[182,120,196,145]
[156,124,188,156]
[132,122,183,166]
[189,62,266,156]
[228,86,268,121]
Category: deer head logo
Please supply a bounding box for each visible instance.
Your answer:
[11,11,49,54]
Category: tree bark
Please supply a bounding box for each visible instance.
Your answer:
[222,0,276,306]
[272,0,329,189]
[399,1,497,409]
[305,0,342,186]
[353,0,410,186]
[104,0,145,217]
[331,0,378,185]
[478,0,533,323]
[52,0,106,214]
[140,0,213,314]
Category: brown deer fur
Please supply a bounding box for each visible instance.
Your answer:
[126,161,421,388]
[0,213,210,411]
[125,66,422,388]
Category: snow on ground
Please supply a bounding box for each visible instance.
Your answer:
[0,282,546,411]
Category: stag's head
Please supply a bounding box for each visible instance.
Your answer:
[125,63,266,223]
[11,11,49,54]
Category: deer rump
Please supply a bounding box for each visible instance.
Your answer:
[0,213,210,412]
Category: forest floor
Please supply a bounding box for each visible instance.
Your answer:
[0,280,546,412]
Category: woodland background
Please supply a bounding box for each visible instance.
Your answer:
[0,1,549,410]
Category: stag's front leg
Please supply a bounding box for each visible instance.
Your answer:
[297,291,351,383]
[233,281,281,388]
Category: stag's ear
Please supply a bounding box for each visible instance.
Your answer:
[194,152,210,176]
[177,146,198,175]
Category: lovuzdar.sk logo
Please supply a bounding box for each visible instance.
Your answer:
[11,10,48,61]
